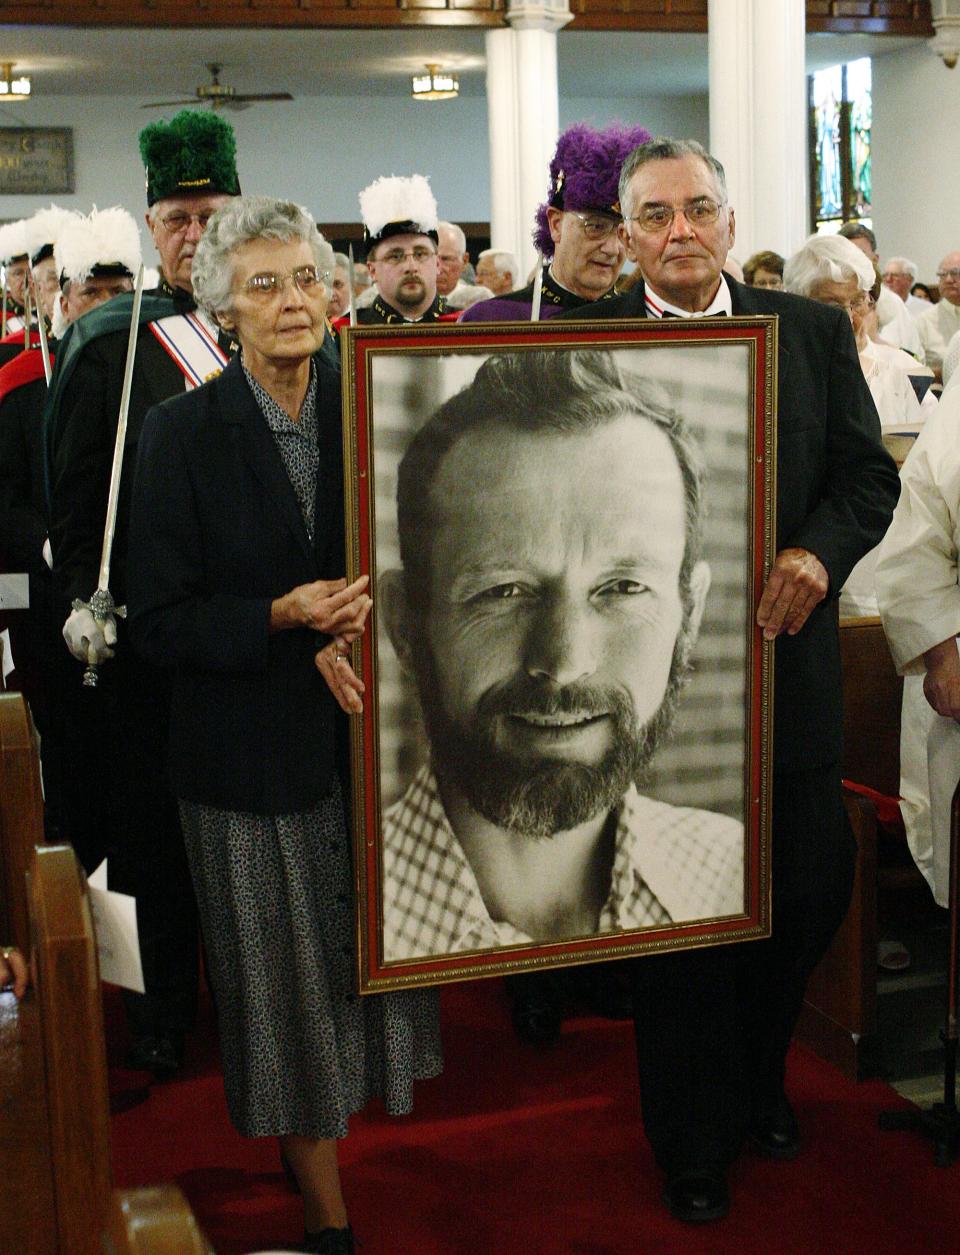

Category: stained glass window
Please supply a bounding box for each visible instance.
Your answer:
[809,57,872,234]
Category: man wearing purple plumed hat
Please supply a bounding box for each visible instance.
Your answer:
[461,121,651,323]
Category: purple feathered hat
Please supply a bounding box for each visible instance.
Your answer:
[533,122,653,258]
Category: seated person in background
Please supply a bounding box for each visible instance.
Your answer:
[912,281,934,305]
[840,222,925,364]
[916,252,960,376]
[743,249,784,289]
[876,389,960,913]
[475,248,519,297]
[882,256,930,319]
[784,234,924,442]
[444,282,494,312]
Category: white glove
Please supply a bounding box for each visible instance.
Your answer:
[63,607,117,666]
[42,537,53,570]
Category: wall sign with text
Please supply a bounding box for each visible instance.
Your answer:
[0,128,74,195]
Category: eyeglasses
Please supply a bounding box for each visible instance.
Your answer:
[377,247,436,267]
[568,212,620,240]
[242,266,325,298]
[158,210,217,234]
[624,198,725,233]
[817,291,872,315]
[937,269,960,281]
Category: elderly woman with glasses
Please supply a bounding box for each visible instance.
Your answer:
[126,197,441,1255]
[784,234,926,437]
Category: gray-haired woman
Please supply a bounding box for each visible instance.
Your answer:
[126,197,441,1255]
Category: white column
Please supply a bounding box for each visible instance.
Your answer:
[708,0,808,261]
[486,0,572,280]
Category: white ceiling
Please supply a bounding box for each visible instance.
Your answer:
[0,25,923,102]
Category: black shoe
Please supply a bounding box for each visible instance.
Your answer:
[749,1093,801,1160]
[662,1168,730,1223]
[303,1225,355,1254]
[123,1032,183,1080]
[510,990,563,1046]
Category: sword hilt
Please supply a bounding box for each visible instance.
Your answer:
[71,590,127,688]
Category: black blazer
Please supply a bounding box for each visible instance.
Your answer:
[559,276,901,768]
[126,354,345,814]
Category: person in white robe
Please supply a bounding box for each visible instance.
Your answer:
[917,251,960,376]
[875,390,960,908]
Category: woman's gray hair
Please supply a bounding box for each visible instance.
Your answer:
[191,196,334,314]
[783,233,876,298]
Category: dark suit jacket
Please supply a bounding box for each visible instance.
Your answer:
[49,327,186,611]
[559,276,901,769]
[126,355,345,815]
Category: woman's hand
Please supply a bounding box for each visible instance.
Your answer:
[316,636,366,713]
[0,946,28,999]
[270,574,371,635]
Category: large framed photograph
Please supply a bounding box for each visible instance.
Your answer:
[342,318,776,993]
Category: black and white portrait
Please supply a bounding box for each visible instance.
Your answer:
[344,325,774,987]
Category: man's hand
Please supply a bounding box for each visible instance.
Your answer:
[756,547,829,641]
[316,635,366,714]
[270,575,371,635]
[63,607,117,665]
[922,638,960,719]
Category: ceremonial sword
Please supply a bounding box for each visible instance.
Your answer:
[347,242,357,328]
[29,270,52,386]
[530,252,544,322]
[72,264,145,687]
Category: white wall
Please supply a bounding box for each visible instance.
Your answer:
[872,43,960,280]
[0,88,708,251]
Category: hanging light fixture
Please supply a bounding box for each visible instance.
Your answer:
[0,62,31,101]
[411,64,459,102]
[931,0,960,68]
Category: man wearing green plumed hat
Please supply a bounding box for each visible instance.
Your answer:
[44,110,242,1080]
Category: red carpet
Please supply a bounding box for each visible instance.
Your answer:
[108,980,960,1255]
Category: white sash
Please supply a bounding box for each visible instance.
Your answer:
[148,311,228,390]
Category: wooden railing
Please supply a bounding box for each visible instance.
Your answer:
[0,694,45,951]
[0,0,933,34]
[0,697,214,1252]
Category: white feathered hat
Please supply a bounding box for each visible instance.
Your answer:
[24,204,80,266]
[359,174,439,248]
[0,219,30,265]
[54,205,142,288]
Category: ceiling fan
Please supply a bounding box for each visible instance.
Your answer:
[141,62,294,111]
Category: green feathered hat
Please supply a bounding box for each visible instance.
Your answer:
[139,110,241,206]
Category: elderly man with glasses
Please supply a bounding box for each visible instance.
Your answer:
[43,110,244,1083]
[461,122,651,324]
[916,252,960,377]
[558,136,899,1224]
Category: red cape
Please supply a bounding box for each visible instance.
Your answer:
[0,328,40,348]
[0,347,53,404]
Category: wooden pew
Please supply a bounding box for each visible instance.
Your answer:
[103,1185,213,1254]
[0,692,45,948]
[797,615,904,1078]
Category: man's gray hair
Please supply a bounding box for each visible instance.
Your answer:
[478,248,519,279]
[191,196,334,314]
[783,233,876,298]
[618,138,728,220]
[333,251,351,273]
[885,255,919,282]
[438,220,467,254]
